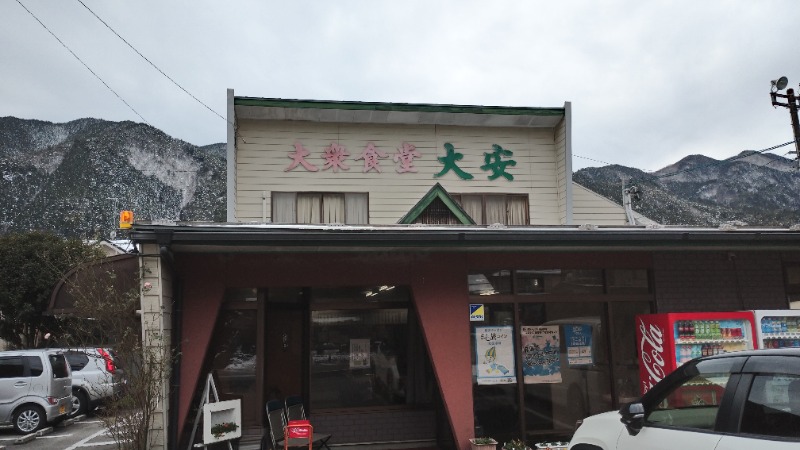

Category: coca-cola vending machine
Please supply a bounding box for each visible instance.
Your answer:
[636,311,757,395]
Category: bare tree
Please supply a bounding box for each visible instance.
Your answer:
[53,253,175,450]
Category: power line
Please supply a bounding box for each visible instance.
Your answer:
[15,0,149,125]
[75,0,230,126]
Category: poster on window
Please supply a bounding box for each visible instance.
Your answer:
[349,339,370,369]
[521,326,562,384]
[565,324,594,366]
[475,326,516,385]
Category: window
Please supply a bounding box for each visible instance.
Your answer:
[452,194,528,225]
[740,374,800,439]
[66,352,90,371]
[468,269,608,296]
[27,356,43,377]
[784,265,800,309]
[49,354,69,378]
[645,359,739,430]
[272,192,368,224]
[0,357,25,378]
[309,286,422,410]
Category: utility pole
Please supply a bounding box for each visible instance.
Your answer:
[770,76,800,168]
[621,178,641,225]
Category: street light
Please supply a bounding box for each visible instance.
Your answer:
[770,76,800,168]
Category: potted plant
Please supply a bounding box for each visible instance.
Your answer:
[210,421,239,438]
[502,439,530,450]
[470,437,498,450]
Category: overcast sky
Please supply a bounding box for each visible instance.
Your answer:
[2,1,799,172]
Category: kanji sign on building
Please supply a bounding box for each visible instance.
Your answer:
[284,141,517,181]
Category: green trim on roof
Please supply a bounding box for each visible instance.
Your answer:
[234,97,564,117]
[398,183,476,225]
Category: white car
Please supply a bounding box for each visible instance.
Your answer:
[64,348,125,416]
[569,348,800,450]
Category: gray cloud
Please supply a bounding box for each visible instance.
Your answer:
[2,1,799,171]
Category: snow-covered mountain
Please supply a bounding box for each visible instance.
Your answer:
[0,117,225,238]
[2,116,797,237]
[574,151,800,226]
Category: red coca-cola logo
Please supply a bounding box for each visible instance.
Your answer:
[639,318,666,394]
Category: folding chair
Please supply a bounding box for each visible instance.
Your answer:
[283,396,332,450]
[284,395,306,422]
[262,399,332,450]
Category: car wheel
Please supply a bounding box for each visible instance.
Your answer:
[13,405,45,434]
[72,389,88,416]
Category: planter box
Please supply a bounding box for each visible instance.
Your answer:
[203,399,242,444]
[470,438,498,450]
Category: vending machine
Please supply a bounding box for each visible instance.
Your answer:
[635,311,757,395]
[752,309,800,349]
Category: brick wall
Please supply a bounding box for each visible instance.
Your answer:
[653,251,788,312]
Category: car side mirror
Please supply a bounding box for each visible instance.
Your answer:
[619,402,645,436]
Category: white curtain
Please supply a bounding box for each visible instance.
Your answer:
[507,196,528,225]
[322,193,345,224]
[460,195,483,224]
[297,193,322,223]
[272,192,296,223]
[484,195,506,225]
[345,193,368,224]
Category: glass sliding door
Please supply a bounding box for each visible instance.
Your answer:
[471,303,519,444]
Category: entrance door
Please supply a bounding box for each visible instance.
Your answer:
[264,297,305,404]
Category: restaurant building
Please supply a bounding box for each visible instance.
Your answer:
[130,91,800,450]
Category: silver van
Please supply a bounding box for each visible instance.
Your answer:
[0,349,72,433]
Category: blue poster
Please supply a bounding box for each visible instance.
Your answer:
[521,326,561,384]
[565,324,593,366]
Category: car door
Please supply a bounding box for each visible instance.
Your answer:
[717,372,800,449]
[0,356,31,422]
[616,358,744,450]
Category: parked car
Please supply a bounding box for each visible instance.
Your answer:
[568,348,800,450]
[0,349,72,434]
[63,347,125,416]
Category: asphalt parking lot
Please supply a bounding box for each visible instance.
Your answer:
[0,416,118,450]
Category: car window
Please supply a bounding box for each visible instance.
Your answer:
[739,374,800,439]
[645,360,735,431]
[49,354,70,378]
[0,357,25,378]
[66,352,90,371]
[26,356,43,376]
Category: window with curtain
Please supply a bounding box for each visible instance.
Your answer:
[272,192,368,224]
[453,194,528,225]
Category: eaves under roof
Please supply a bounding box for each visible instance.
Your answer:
[233,97,565,128]
[130,222,800,253]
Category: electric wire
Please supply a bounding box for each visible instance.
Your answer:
[14,0,150,126]
[75,0,230,126]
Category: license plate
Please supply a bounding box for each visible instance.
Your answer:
[59,405,66,414]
